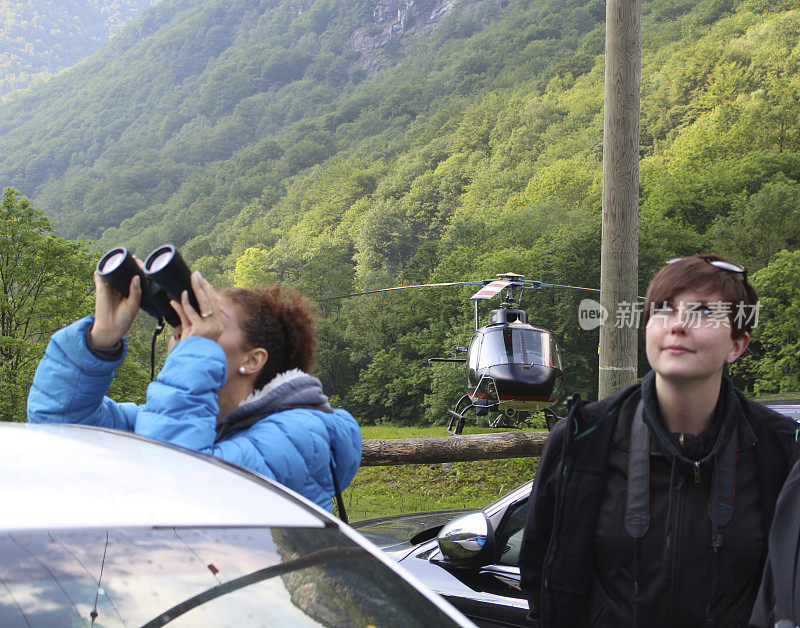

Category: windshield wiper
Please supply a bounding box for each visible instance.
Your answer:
[142,546,364,627]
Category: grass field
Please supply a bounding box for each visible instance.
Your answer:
[342,426,540,522]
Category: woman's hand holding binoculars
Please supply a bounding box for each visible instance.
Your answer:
[89,262,144,350]
[95,244,200,329]
[91,242,223,351]
[169,272,224,345]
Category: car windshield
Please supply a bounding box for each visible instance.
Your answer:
[0,526,460,627]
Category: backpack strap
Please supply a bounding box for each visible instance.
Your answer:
[330,460,348,524]
[707,422,737,533]
[625,400,650,539]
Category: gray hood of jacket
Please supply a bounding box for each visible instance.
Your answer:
[216,369,333,441]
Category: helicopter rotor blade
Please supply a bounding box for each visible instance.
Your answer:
[320,275,631,301]
[470,280,511,300]
[537,283,644,299]
[320,280,486,301]
[539,282,601,293]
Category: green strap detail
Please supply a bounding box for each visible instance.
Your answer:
[575,425,598,440]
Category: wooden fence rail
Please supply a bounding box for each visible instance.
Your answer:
[361,430,550,466]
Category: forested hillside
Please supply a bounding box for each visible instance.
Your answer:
[2,0,800,426]
[0,0,159,96]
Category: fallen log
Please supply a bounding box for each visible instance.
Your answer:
[361,430,549,466]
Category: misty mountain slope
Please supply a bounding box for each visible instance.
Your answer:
[0,0,518,239]
[0,0,159,96]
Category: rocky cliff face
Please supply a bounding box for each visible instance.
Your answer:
[349,0,501,75]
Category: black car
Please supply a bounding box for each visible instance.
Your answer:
[0,423,475,627]
[354,481,533,627]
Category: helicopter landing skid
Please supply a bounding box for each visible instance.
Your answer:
[447,394,478,435]
[489,408,531,430]
[447,410,467,436]
[448,406,530,434]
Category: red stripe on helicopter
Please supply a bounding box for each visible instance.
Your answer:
[471,392,552,402]
[471,280,511,300]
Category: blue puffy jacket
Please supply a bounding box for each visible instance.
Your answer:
[27,317,363,511]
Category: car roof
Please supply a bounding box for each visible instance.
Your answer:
[752,395,800,422]
[766,405,800,422]
[753,393,800,403]
[0,423,324,530]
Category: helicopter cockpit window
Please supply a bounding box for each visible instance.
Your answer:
[482,328,554,367]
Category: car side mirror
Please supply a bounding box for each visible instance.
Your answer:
[436,511,496,567]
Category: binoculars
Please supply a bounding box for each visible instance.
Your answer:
[96,245,198,327]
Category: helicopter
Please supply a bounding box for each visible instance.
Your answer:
[324,272,599,435]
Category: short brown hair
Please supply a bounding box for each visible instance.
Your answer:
[644,254,758,338]
[223,284,318,388]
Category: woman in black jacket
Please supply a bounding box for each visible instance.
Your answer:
[518,255,799,627]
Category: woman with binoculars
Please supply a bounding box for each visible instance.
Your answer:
[26,248,362,513]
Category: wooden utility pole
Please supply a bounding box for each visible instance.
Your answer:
[599,0,641,399]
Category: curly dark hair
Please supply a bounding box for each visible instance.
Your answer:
[223,284,318,389]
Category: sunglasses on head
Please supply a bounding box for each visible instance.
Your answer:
[665,256,747,283]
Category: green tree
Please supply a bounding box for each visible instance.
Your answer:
[0,188,94,421]
[233,247,278,287]
[347,349,430,425]
[732,250,800,395]
[709,177,800,272]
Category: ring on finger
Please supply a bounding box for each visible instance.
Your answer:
[200,311,215,318]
